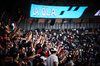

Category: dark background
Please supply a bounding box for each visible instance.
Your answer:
[0,0,100,22]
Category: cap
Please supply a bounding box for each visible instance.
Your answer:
[40,56,47,61]
[51,48,57,52]
[42,47,48,51]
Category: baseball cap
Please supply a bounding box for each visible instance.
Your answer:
[40,56,47,61]
[42,47,48,51]
[51,48,57,52]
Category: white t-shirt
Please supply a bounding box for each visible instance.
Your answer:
[46,55,58,66]
[68,60,74,66]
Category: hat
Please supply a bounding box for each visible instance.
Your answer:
[40,56,47,61]
[51,48,57,52]
[42,47,48,51]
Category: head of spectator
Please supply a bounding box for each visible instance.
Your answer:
[4,54,10,63]
[10,47,20,54]
[39,47,48,56]
[50,48,57,55]
[22,40,26,45]
[36,43,41,49]
[31,47,36,55]
[11,52,19,65]
[0,53,13,66]
[19,45,26,56]
[42,47,48,54]
[40,56,47,66]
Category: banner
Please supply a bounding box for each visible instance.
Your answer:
[82,7,100,18]
[30,4,88,18]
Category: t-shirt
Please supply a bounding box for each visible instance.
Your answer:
[46,55,58,66]
[19,53,25,60]
[68,60,74,66]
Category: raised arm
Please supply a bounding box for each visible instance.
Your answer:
[26,31,32,42]
[60,51,69,64]
[23,54,40,60]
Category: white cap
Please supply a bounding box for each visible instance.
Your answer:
[40,56,47,61]
[51,48,57,52]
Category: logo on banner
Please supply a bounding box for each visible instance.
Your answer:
[94,10,100,16]
[30,4,88,18]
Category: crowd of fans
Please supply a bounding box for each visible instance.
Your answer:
[0,21,100,66]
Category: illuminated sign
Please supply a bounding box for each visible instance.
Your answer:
[30,4,88,18]
[94,10,100,16]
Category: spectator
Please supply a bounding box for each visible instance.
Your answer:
[39,56,47,66]
[0,21,100,66]
[11,52,19,66]
[39,47,48,57]
[46,48,58,66]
